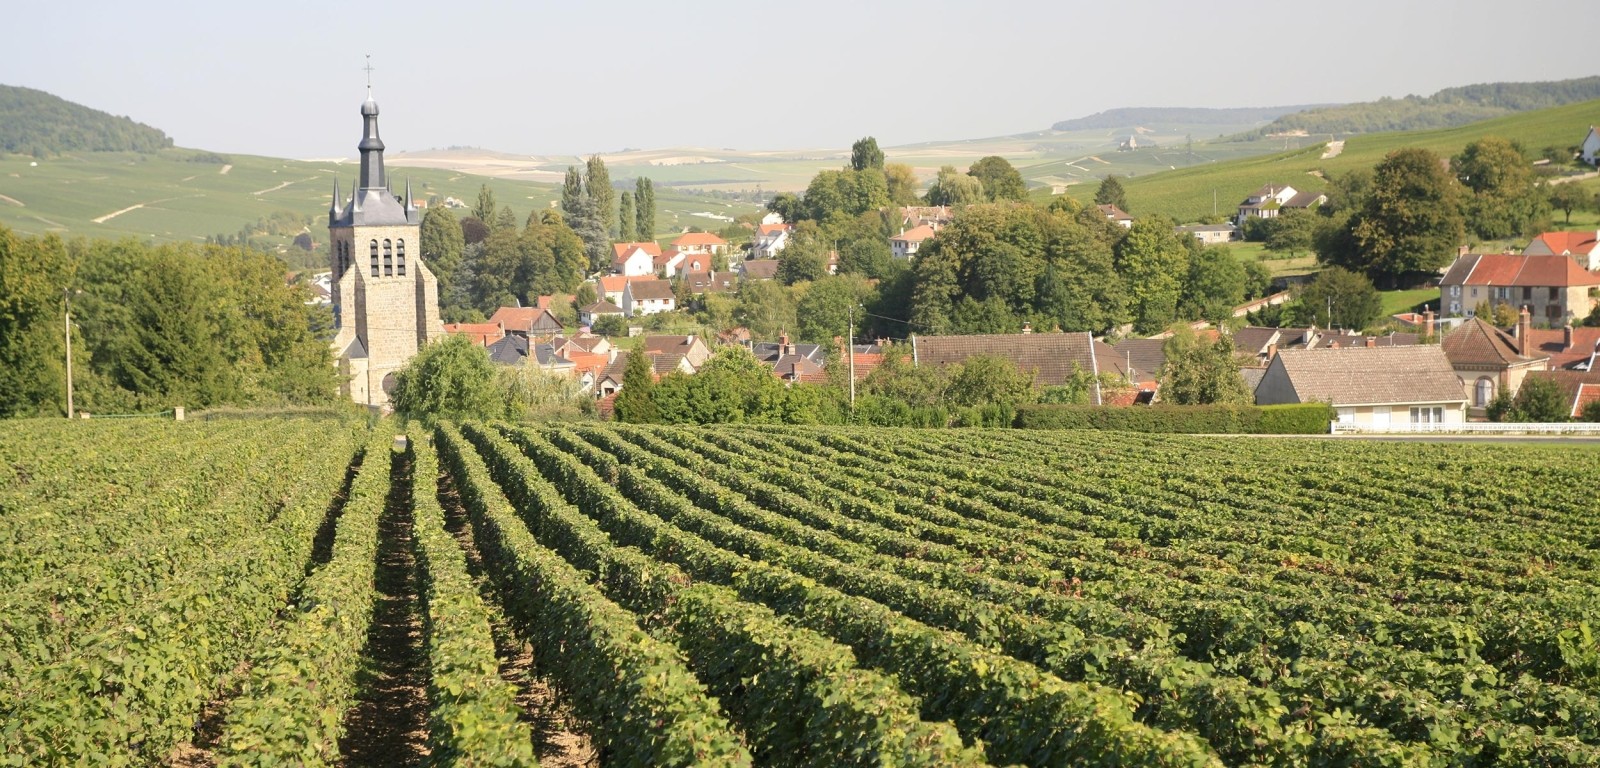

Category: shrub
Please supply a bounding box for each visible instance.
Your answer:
[1014,402,1332,434]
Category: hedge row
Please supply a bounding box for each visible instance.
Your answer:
[459,423,984,768]
[216,431,395,765]
[433,424,752,768]
[409,435,539,767]
[1014,403,1335,434]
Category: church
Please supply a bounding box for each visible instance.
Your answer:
[327,89,442,407]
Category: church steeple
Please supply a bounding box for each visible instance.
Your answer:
[329,176,340,221]
[357,91,386,191]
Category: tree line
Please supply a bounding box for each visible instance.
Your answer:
[0,85,174,156]
[1236,76,1600,140]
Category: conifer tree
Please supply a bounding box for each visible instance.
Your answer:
[561,166,584,222]
[586,155,615,237]
[618,191,638,242]
[636,176,656,239]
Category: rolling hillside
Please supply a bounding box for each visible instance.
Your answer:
[1067,98,1600,224]
[0,84,173,156]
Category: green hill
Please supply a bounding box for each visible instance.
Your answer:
[1237,76,1600,139]
[1070,98,1600,223]
[1051,105,1328,132]
[0,84,173,156]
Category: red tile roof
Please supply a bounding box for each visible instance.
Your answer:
[442,322,505,347]
[1445,253,1600,287]
[598,275,631,293]
[672,232,727,247]
[1524,326,1600,370]
[891,224,938,243]
[1530,231,1600,255]
[757,223,791,236]
[488,306,563,334]
[612,241,663,259]
[1095,204,1132,221]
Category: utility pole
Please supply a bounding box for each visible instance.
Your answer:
[64,289,75,419]
[847,304,857,411]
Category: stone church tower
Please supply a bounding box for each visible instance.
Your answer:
[328,89,442,407]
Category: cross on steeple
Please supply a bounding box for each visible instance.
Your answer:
[363,55,374,94]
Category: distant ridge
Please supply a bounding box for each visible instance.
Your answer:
[1050,106,1331,132]
[1237,76,1600,139]
[0,84,173,157]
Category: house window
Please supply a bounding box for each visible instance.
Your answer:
[1335,407,1354,424]
[383,239,393,276]
[1474,377,1494,407]
[370,240,379,277]
[1410,406,1444,424]
[1449,285,1461,297]
[1523,286,1533,301]
[397,239,406,276]
[1548,305,1563,321]
[1549,287,1560,301]
[1449,301,1461,314]
[1470,288,1479,298]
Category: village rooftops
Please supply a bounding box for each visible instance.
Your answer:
[1259,346,1464,407]
[1441,253,1600,288]
[1442,317,1547,368]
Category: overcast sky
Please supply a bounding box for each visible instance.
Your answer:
[5,0,1595,159]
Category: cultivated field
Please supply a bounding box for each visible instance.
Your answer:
[3,418,1598,765]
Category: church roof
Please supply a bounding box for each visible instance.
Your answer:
[329,91,420,229]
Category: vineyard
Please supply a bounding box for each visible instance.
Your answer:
[2,418,1599,766]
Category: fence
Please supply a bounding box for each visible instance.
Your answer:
[1330,421,1600,436]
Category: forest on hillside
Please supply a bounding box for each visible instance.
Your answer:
[1050,105,1324,132]
[0,84,173,156]
[1236,76,1600,139]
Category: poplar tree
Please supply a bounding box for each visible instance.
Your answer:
[561,166,584,222]
[472,184,497,223]
[636,176,655,239]
[618,191,638,242]
[586,155,615,237]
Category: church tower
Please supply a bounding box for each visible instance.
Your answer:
[328,86,442,407]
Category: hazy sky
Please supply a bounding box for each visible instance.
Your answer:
[5,0,1594,159]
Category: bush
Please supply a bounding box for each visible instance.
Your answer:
[1014,402,1333,434]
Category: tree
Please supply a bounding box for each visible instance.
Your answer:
[635,176,656,239]
[618,191,637,242]
[777,232,830,285]
[1160,327,1251,405]
[653,347,787,424]
[850,136,885,172]
[499,363,592,421]
[1116,219,1190,334]
[1548,182,1591,224]
[0,227,68,416]
[1094,176,1128,211]
[389,334,503,423]
[944,355,1035,409]
[1495,374,1570,422]
[734,279,797,340]
[1182,245,1247,325]
[923,166,982,207]
[561,166,585,223]
[1264,209,1316,256]
[1581,397,1600,422]
[1335,148,1465,283]
[460,216,491,246]
[612,350,659,423]
[493,205,518,232]
[1296,267,1381,331]
[419,206,464,289]
[472,184,497,223]
[585,155,615,237]
[795,274,873,344]
[801,169,890,222]
[884,163,920,206]
[967,156,1027,201]
[766,192,804,224]
[1454,137,1547,240]
[838,236,895,280]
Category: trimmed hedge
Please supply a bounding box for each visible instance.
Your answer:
[1014,403,1334,434]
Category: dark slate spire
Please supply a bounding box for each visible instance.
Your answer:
[329,176,340,220]
[358,89,386,191]
[405,177,413,210]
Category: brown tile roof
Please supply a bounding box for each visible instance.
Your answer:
[625,279,675,301]
[891,224,938,243]
[773,354,824,381]
[650,352,688,376]
[913,332,1108,389]
[1095,204,1132,221]
[1232,327,1282,356]
[489,306,563,334]
[580,300,624,315]
[684,270,736,294]
[1524,326,1600,370]
[442,322,505,347]
[642,335,702,355]
[672,232,727,247]
[1283,190,1325,208]
[1441,317,1544,368]
[1271,345,1464,406]
[741,259,779,280]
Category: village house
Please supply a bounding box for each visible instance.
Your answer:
[835,340,886,382]
[682,270,737,295]
[752,223,792,258]
[1235,184,1325,223]
[1232,325,1425,366]
[899,206,953,228]
[1522,230,1600,271]
[641,335,714,371]
[621,278,676,317]
[671,232,729,256]
[739,259,780,281]
[489,305,563,337]
[1439,252,1600,323]
[578,299,625,327]
[596,274,631,305]
[1522,321,1600,371]
[1175,223,1238,245]
[890,224,937,259]
[1096,204,1133,229]
[654,248,688,277]
[1440,313,1550,411]
[441,321,505,347]
[1522,369,1600,417]
[1254,345,1467,427]
[1581,126,1600,166]
[910,331,1137,406]
[611,241,662,277]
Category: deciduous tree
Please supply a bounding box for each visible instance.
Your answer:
[1160,327,1250,405]
[883,162,920,205]
[1332,148,1465,283]
[390,334,504,423]
[967,156,1027,201]
[618,191,637,241]
[850,136,885,171]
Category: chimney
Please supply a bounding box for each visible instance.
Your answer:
[1424,307,1436,338]
[1564,321,1574,351]
[1022,322,1033,335]
[1517,305,1532,355]
[1365,336,1376,348]
[1266,342,1278,360]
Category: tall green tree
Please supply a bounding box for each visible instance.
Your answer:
[618,191,638,242]
[1160,327,1250,405]
[585,155,615,237]
[967,156,1027,201]
[1548,182,1591,224]
[1116,219,1190,334]
[734,279,797,340]
[884,163,920,206]
[390,334,504,423]
[419,206,465,299]
[1332,148,1465,283]
[1094,176,1128,211]
[0,227,68,416]
[850,136,885,171]
[493,205,518,232]
[795,274,873,344]
[1182,245,1247,325]
[635,176,656,239]
[1294,266,1382,331]
[944,355,1035,409]
[613,350,659,423]
[561,166,585,222]
[1264,209,1316,256]
[472,184,497,223]
[924,165,985,207]
[1454,136,1548,239]
[1492,374,1570,422]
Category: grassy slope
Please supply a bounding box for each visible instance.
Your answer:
[1072,99,1600,223]
[0,149,759,266]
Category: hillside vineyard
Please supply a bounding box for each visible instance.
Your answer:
[2,421,1598,765]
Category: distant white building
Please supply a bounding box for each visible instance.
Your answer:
[1582,126,1600,166]
[890,224,937,259]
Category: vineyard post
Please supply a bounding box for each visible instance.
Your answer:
[64,288,78,419]
[848,304,857,411]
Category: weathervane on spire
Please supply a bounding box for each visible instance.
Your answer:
[363,55,374,96]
